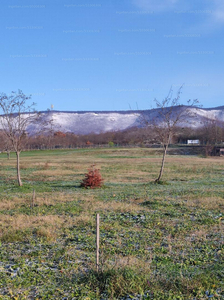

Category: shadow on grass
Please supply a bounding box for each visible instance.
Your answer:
[49,183,81,189]
[78,267,149,299]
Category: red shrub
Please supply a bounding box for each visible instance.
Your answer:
[80,165,104,189]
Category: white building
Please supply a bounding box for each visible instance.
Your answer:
[187,140,200,145]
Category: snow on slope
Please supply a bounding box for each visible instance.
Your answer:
[141,106,224,128]
[51,112,140,134]
[26,111,141,135]
[190,107,224,121]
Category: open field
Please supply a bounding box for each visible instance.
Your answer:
[0,148,223,299]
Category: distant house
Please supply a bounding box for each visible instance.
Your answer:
[187,139,200,145]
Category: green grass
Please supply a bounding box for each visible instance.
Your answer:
[0,147,223,299]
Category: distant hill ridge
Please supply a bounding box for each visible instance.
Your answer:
[39,105,224,114]
[1,106,224,135]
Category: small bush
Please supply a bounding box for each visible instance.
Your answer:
[80,165,104,189]
[108,141,114,147]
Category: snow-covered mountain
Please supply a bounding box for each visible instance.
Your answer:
[2,106,224,135]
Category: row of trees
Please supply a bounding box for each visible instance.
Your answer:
[0,127,157,150]
[0,89,223,186]
[1,121,223,152]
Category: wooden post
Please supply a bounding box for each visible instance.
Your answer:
[96,214,100,272]
[31,189,35,209]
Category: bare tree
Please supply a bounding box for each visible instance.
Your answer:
[199,116,224,156]
[144,86,199,183]
[0,130,12,159]
[0,90,41,186]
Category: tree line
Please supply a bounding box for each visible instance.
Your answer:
[1,119,223,150]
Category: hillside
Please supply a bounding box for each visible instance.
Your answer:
[1,106,224,135]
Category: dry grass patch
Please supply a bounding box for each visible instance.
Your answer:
[33,169,74,177]
[106,255,150,271]
[186,196,224,210]
[0,192,81,210]
[80,199,143,214]
[29,191,88,206]
[72,213,93,227]
[0,214,64,230]
[0,196,26,210]
[0,215,65,241]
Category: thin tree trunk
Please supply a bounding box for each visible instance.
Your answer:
[16,151,22,186]
[155,144,168,183]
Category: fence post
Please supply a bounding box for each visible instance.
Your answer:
[96,214,100,272]
[31,189,35,209]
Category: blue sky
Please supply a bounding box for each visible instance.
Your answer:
[0,0,224,111]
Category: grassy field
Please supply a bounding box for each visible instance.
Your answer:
[0,147,223,300]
